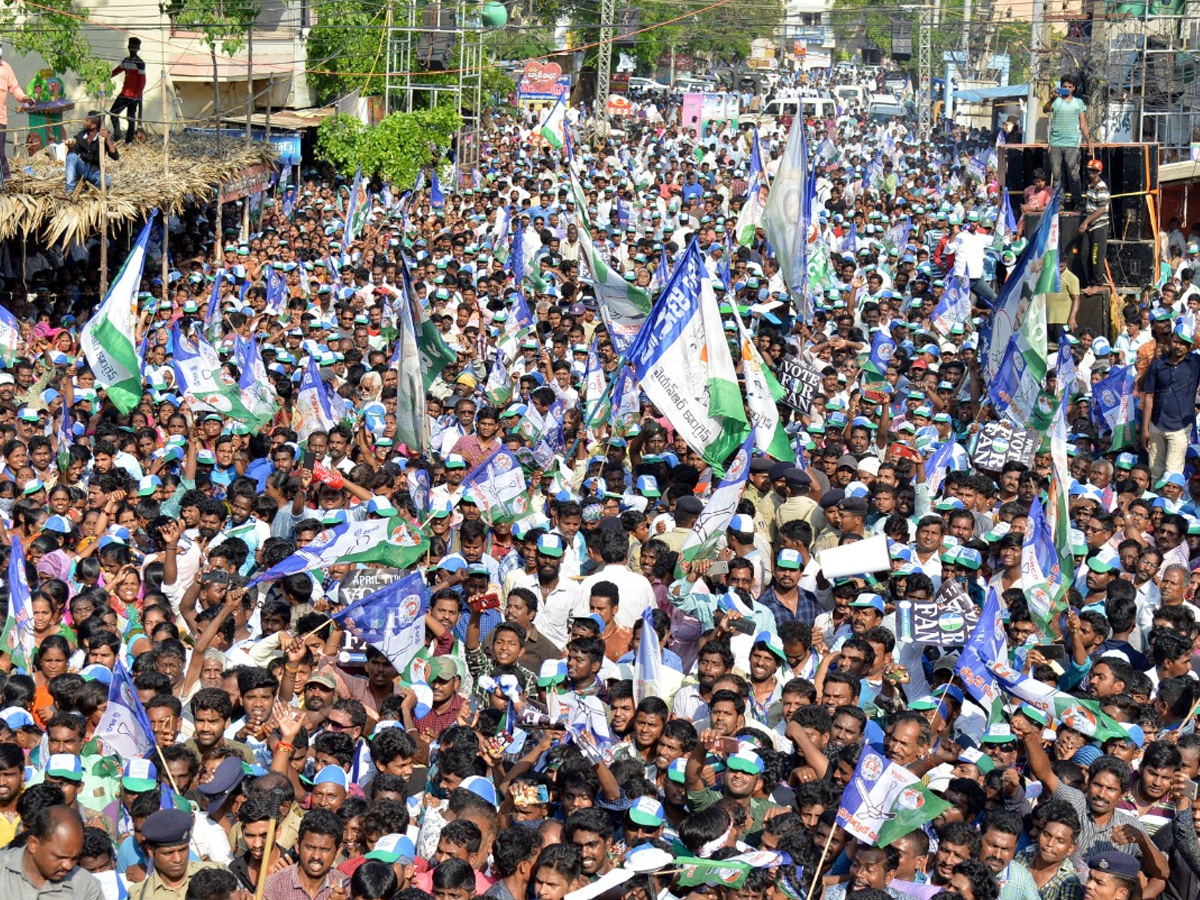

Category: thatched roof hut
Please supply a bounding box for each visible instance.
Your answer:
[0,135,279,246]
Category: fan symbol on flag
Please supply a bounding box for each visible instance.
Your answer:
[850,775,898,824]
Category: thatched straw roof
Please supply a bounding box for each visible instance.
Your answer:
[0,135,278,246]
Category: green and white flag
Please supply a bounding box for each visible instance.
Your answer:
[989,291,1049,428]
[568,166,652,354]
[171,325,258,424]
[81,216,152,413]
[400,257,456,391]
[681,436,753,564]
[627,239,749,473]
[735,129,767,247]
[538,93,567,149]
[392,285,429,456]
[733,308,794,462]
[484,348,513,407]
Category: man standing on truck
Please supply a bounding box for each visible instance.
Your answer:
[1042,75,1092,212]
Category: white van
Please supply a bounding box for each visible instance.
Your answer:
[834,85,866,107]
[745,95,835,125]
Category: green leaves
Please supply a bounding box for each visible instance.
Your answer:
[160,0,260,54]
[0,0,112,94]
[315,108,462,189]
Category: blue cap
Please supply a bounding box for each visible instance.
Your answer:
[459,775,497,805]
[850,593,885,613]
[42,514,73,534]
[313,766,348,788]
[573,613,605,633]
[367,834,416,864]
[80,664,113,685]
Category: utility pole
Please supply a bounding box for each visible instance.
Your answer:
[595,0,615,137]
[917,2,931,137]
[961,0,971,74]
[1024,0,1045,141]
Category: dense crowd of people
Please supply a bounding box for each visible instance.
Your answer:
[0,59,1191,900]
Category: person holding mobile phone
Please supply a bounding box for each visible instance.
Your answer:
[1040,75,1092,212]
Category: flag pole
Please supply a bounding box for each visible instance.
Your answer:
[253,808,280,900]
[156,744,205,860]
[807,825,836,900]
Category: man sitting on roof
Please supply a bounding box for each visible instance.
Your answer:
[65,109,118,196]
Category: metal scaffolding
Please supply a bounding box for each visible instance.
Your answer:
[384,0,484,179]
[1098,5,1199,160]
[594,0,617,137]
[917,1,932,136]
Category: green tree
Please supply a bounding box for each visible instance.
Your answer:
[0,0,111,92]
[315,107,462,188]
[161,0,259,139]
[305,0,388,104]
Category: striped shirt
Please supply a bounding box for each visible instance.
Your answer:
[1053,781,1148,857]
[1085,178,1111,229]
[1116,778,1176,836]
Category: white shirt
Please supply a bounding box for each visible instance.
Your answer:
[950,230,989,280]
[535,577,585,650]
[575,564,657,629]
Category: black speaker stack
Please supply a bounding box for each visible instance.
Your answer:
[998,143,1159,339]
[999,143,1159,293]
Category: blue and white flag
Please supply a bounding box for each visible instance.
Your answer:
[173,325,256,423]
[94,659,156,758]
[460,448,531,524]
[955,586,1006,721]
[864,328,896,378]
[204,269,225,342]
[249,518,396,586]
[610,365,639,436]
[923,438,956,497]
[1000,192,1018,237]
[430,170,444,208]
[0,536,34,672]
[836,746,929,845]
[0,305,18,367]
[633,606,663,703]
[1022,496,1066,632]
[967,152,988,182]
[234,335,279,428]
[293,355,337,443]
[654,250,671,291]
[333,571,429,675]
[510,213,526,286]
[627,239,748,472]
[930,275,972,335]
[761,113,810,313]
[1091,364,1138,449]
[840,222,858,254]
[265,265,287,315]
[680,434,755,563]
[56,394,73,472]
[406,468,431,513]
[735,129,767,247]
[983,192,1060,377]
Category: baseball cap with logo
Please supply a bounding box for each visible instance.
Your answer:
[776,549,802,570]
[628,796,665,827]
[727,750,765,775]
[537,533,565,557]
[47,754,83,781]
[367,834,416,864]
[123,758,159,792]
